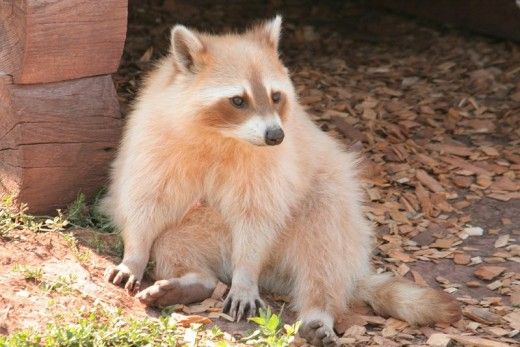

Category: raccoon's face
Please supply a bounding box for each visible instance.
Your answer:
[196,66,292,146]
[170,16,294,146]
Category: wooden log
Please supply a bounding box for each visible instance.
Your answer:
[368,0,520,42]
[0,74,122,214]
[0,0,127,84]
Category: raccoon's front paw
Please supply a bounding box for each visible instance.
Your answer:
[105,263,141,294]
[223,285,265,321]
[299,320,338,347]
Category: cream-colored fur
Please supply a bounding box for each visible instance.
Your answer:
[103,17,460,346]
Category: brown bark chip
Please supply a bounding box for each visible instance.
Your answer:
[474,266,507,281]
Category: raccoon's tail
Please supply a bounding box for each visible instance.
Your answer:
[357,272,461,325]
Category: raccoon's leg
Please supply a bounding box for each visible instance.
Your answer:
[289,236,346,347]
[136,273,217,307]
[136,207,229,307]
[105,221,162,294]
[105,199,198,293]
[222,217,279,321]
[283,185,372,347]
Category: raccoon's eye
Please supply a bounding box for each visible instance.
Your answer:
[230,96,245,108]
[272,91,281,103]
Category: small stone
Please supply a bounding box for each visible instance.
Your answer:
[463,226,484,237]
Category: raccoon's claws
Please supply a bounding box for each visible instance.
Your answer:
[223,290,264,321]
[105,264,141,295]
[299,320,338,347]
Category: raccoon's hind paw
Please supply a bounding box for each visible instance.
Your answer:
[299,320,338,347]
[105,263,141,295]
[136,279,180,306]
[223,286,265,322]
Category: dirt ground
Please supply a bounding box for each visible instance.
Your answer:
[1,1,519,346]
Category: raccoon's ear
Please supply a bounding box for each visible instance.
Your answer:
[170,25,205,73]
[251,15,282,51]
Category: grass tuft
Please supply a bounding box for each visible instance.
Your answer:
[66,191,114,233]
[62,232,92,264]
[1,190,115,238]
[40,274,78,295]
[12,264,44,283]
[0,195,69,236]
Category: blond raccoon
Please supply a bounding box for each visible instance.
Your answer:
[103,17,461,346]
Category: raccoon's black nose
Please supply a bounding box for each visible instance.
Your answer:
[265,127,284,146]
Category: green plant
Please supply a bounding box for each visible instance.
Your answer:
[0,306,214,346]
[245,307,301,346]
[66,191,114,233]
[13,264,43,283]
[0,305,300,347]
[13,264,79,295]
[1,194,69,236]
[1,191,114,238]
[89,234,106,253]
[41,274,78,294]
[62,233,92,264]
[113,238,124,259]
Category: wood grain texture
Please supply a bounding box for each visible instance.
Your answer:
[369,0,520,42]
[0,75,122,213]
[0,2,25,79]
[0,75,21,195]
[0,0,128,84]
